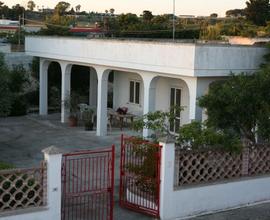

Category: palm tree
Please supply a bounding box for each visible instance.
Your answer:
[75,4,81,13]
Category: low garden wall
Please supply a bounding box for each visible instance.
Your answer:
[0,165,46,212]
[0,147,62,220]
[175,145,270,187]
[159,141,270,220]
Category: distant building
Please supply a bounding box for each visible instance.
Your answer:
[225,36,270,45]
[24,25,44,33]
[178,15,195,19]
[0,43,32,70]
[0,19,19,26]
[0,19,19,33]
[70,27,104,37]
[196,16,210,19]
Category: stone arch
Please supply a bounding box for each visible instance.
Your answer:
[149,75,191,126]
[47,61,62,113]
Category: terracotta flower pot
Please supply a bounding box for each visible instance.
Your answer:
[68,116,78,127]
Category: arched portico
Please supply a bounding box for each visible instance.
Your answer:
[94,67,145,136]
[39,58,207,137]
[142,75,192,136]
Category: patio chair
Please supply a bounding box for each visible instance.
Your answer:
[78,103,89,120]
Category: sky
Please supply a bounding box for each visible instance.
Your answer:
[5,0,247,17]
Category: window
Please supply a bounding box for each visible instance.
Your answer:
[129,80,140,104]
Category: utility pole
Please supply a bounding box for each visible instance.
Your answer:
[18,15,21,46]
[173,0,175,41]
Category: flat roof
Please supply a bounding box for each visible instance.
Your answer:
[27,35,267,48]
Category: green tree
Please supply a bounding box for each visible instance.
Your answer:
[69,7,75,14]
[27,0,36,11]
[41,2,75,36]
[178,121,241,152]
[11,4,25,19]
[75,4,81,13]
[55,1,70,16]
[142,10,153,22]
[210,13,218,18]
[200,24,222,40]
[0,55,12,117]
[225,9,245,17]
[245,0,270,26]
[199,69,270,144]
[118,13,139,30]
[109,8,115,15]
[132,106,183,140]
[0,53,30,117]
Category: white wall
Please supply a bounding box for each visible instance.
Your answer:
[194,45,267,76]
[5,53,33,70]
[113,71,144,116]
[26,36,196,77]
[25,36,266,78]
[155,77,190,125]
[0,208,51,220]
[195,77,224,121]
[113,72,193,124]
[159,142,270,220]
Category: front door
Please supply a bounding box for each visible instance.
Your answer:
[170,88,181,133]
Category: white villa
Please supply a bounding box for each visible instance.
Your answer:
[25,36,267,136]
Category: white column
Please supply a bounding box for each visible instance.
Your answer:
[96,67,109,136]
[142,74,156,138]
[60,63,71,123]
[159,140,175,220]
[89,68,98,107]
[42,146,63,220]
[185,77,197,122]
[39,59,49,115]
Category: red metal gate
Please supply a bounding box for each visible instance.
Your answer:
[61,146,115,220]
[119,135,162,217]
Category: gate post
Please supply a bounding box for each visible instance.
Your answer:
[42,146,63,220]
[159,139,175,220]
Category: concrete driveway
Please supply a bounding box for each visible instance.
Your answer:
[0,114,270,220]
[0,113,153,220]
[0,114,123,167]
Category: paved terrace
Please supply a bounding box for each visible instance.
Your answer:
[0,114,270,220]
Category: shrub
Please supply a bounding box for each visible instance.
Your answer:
[132,106,183,140]
[9,64,29,94]
[177,121,242,152]
[9,95,28,116]
[0,73,12,117]
[25,90,39,107]
[0,54,12,117]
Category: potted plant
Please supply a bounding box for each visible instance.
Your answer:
[82,108,94,131]
[64,93,80,127]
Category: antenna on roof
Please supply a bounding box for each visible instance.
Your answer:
[173,0,175,41]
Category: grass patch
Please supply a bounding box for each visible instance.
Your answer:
[0,162,14,170]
